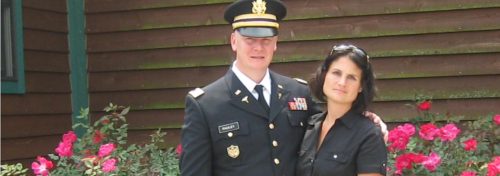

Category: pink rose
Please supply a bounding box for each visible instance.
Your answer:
[102,158,117,173]
[32,156,54,176]
[55,141,73,157]
[494,114,500,125]
[422,152,441,172]
[463,138,477,151]
[388,123,415,152]
[98,143,116,157]
[487,156,500,176]
[62,131,77,143]
[460,171,477,176]
[418,101,431,111]
[176,144,182,156]
[439,123,460,142]
[419,123,440,141]
[395,153,413,174]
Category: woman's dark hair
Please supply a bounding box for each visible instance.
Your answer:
[309,44,376,113]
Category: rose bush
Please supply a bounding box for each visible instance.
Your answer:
[387,100,500,175]
[30,103,180,176]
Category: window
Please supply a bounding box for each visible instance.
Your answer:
[1,0,25,94]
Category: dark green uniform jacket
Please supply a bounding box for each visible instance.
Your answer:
[180,70,322,176]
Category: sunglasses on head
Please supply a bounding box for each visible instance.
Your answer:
[329,44,370,63]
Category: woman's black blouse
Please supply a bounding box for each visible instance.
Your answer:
[296,110,387,176]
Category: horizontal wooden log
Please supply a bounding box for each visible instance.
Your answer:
[373,98,500,122]
[2,94,72,115]
[85,0,231,13]
[23,7,67,32]
[89,54,500,91]
[25,72,71,93]
[85,0,500,32]
[88,98,500,129]
[86,8,500,50]
[0,129,180,161]
[90,109,184,130]
[23,0,66,13]
[89,74,500,111]
[1,114,72,138]
[372,53,500,79]
[24,29,68,52]
[89,88,188,110]
[1,135,61,161]
[127,129,181,148]
[375,75,500,101]
[25,50,69,72]
[87,31,500,71]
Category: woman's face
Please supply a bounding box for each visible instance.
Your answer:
[323,56,363,106]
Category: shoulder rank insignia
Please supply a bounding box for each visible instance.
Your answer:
[189,88,204,98]
[294,78,308,85]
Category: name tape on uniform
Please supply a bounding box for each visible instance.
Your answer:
[218,122,240,133]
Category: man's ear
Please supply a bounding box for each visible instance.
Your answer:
[273,37,278,51]
[230,32,237,52]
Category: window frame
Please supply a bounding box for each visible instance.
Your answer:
[1,0,25,94]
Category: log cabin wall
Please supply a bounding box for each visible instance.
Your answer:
[85,0,500,147]
[1,0,72,167]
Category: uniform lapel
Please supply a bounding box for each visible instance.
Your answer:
[269,72,289,122]
[225,71,268,119]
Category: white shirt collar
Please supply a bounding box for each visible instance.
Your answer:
[231,61,271,103]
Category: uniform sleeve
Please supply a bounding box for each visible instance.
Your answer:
[180,95,212,176]
[356,126,388,175]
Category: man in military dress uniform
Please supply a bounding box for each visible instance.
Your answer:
[180,0,386,175]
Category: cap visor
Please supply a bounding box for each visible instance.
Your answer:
[237,27,277,38]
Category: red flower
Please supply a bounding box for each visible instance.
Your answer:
[102,158,117,173]
[418,101,431,111]
[439,123,460,142]
[395,153,413,174]
[388,123,415,152]
[98,143,116,157]
[487,156,500,176]
[419,123,440,141]
[55,141,73,157]
[176,144,182,156]
[460,171,477,176]
[93,130,105,144]
[463,138,478,151]
[422,152,441,172]
[494,114,500,125]
[31,156,54,176]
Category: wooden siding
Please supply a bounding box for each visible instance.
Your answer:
[85,0,500,152]
[1,0,71,167]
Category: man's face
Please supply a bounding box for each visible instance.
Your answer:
[230,31,278,73]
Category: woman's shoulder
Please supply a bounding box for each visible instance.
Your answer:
[350,113,382,136]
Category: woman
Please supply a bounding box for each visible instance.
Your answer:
[296,44,387,176]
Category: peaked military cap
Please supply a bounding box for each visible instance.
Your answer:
[224,0,287,37]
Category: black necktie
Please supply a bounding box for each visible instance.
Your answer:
[254,85,270,113]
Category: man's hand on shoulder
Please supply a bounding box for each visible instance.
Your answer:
[364,111,388,143]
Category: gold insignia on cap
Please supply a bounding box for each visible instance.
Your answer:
[242,96,249,103]
[277,84,283,89]
[235,90,241,95]
[252,0,266,15]
[227,145,240,158]
[278,93,282,99]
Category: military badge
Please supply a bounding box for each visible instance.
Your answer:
[288,97,308,110]
[227,145,240,158]
[242,96,249,103]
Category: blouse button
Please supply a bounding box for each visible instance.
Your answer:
[333,154,338,159]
